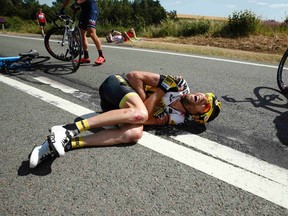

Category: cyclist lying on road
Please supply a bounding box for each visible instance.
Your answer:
[29,71,221,168]
[106,28,140,43]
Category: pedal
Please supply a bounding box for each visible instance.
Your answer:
[47,135,59,157]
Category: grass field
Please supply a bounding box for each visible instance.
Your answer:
[177,14,228,21]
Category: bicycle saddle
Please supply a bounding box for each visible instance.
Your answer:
[19,50,39,58]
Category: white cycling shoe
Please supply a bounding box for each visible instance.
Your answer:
[29,140,53,168]
[49,125,74,157]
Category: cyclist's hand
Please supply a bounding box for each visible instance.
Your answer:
[70,2,81,11]
[158,75,178,93]
[171,75,183,84]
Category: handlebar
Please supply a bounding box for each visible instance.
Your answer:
[53,14,74,26]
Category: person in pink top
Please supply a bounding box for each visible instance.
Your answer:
[36,8,47,37]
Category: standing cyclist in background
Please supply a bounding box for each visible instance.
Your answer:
[29,71,222,168]
[59,0,105,65]
[36,8,47,37]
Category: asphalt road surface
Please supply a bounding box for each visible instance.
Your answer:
[0,33,287,215]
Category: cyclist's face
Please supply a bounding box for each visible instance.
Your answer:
[181,92,210,115]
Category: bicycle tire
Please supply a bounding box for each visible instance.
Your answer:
[30,56,51,65]
[71,27,82,71]
[277,49,288,94]
[44,27,72,61]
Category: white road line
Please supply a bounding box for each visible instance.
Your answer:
[140,132,288,209]
[101,45,278,69]
[0,34,278,69]
[1,75,288,209]
[0,75,91,117]
[33,76,94,103]
[33,76,79,94]
[172,134,288,186]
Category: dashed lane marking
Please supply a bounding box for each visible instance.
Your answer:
[33,76,79,94]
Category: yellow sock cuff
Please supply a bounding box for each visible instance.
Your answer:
[76,119,90,132]
[71,137,84,149]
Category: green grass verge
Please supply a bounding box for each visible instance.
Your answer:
[100,38,282,65]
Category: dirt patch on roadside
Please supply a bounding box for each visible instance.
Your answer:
[145,34,288,55]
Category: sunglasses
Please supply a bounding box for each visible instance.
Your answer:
[203,94,213,113]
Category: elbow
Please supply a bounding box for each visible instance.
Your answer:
[126,71,138,80]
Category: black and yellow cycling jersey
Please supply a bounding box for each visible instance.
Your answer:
[144,77,190,125]
[99,74,190,125]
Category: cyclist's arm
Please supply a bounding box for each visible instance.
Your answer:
[144,115,169,125]
[113,30,122,35]
[126,71,161,101]
[143,87,166,121]
[130,28,138,39]
[144,108,174,125]
[144,111,185,126]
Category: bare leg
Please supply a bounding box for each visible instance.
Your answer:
[80,29,88,51]
[130,28,138,39]
[69,94,148,148]
[86,94,147,128]
[87,27,102,52]
[79,124,143,147]
[41,26,45,36]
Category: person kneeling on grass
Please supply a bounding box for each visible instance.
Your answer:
[29,71,221,168]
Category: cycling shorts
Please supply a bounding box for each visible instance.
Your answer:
[39,22,46,27]
[79,0,98,30]
[99,74,138,112]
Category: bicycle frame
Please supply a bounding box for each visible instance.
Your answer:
[0,56,30,72]
[0,50,49,73]
[44,11,82,71]
[60,15,76,48]
[0,56,21,66]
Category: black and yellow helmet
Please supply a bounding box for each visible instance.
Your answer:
[192,93,222,124]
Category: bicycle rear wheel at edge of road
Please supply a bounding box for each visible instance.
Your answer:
[70,26,82,71]
[277,48,288,94]
[44,26,82,71]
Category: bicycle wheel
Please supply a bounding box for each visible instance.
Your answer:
[277,49,288,94]
[44,27,72,61]
[71,27,82,71]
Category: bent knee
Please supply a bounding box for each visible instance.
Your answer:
[122,127,143,143]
